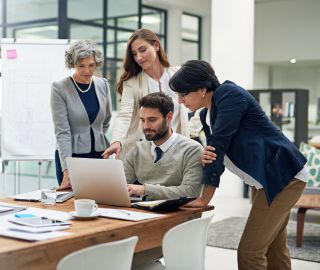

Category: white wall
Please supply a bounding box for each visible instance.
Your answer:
[211,0,255,198]
[211,0,254,89]
[254,64,270,89]
[167,8,183,65]
[255,0,320,63]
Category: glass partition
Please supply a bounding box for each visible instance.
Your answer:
[7,24,58,39]
[68,0,103,21]
[69,23,103,43]
[181,13,201,62]
[7,0,58,23]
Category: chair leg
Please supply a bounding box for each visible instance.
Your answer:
[296,207,308,248]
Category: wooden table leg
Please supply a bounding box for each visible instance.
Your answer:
[296,207,308,248]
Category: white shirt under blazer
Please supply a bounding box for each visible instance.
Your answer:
[111,67,190,159]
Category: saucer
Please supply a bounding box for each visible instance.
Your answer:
[70,211,100,220]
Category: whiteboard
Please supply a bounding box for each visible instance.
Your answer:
[1,39,71,160]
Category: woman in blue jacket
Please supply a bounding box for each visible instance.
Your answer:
[169,60,308,270]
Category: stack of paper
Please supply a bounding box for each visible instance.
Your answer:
[0,205,72,241]
[0,229,71,241]
[0,203,27,217]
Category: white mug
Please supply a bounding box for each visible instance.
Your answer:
[74,199,98,217]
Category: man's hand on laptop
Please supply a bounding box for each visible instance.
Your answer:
[57,170,72,191]
[128,184,145,196]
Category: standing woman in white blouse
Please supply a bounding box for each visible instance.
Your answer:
[102,28,190,160]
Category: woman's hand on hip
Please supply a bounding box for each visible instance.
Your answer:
[102,141,122,159]
[201,146,217,166]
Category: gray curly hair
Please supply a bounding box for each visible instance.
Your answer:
[65,40,104,69]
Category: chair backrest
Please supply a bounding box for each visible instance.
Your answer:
[56,236,138,270]
[162,215,213,270]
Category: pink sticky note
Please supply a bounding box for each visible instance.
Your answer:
[7,49,17,59]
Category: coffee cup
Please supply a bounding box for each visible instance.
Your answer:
[74,199,98,217]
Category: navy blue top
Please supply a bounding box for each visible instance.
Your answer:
[71,78,100,152]
[200,80,306,204]
[71,79,99,124]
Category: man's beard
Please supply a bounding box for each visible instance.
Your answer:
[144,119,169,141]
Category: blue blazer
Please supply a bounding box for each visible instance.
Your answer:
[200,81,306,204]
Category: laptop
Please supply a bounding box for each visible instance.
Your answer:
[66,157,133,207]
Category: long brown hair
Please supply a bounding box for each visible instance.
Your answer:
[116,28,170,95]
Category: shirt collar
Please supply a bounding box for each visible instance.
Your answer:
[151,130,177,154]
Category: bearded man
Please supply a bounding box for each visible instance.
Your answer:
[123,92,204,200]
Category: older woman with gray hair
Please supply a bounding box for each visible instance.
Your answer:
[51,40,112,190]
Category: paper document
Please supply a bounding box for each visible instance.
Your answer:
[0,203,27,216]
[98,208,164,221]
[0,229,72,241]
[0,206,15,213]
[8,224,70,233]
[0,206,73,241]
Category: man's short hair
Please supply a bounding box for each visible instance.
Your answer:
[139,92,174,118]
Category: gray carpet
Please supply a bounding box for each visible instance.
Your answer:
[207,217,320,263]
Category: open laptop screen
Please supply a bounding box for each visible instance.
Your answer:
[67,157,131,207]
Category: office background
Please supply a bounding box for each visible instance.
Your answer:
[0,0,319,198]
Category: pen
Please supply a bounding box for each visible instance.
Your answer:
[117,210,131,216]
[41,217,63,223]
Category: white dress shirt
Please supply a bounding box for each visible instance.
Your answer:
[150,131,177,162]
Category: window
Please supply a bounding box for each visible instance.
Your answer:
[181,13,201,63]
[0,0,167,110]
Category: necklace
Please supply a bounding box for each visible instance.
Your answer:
[71,76,92,93]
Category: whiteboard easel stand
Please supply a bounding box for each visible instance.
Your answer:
[15,161,20,194]
[2,161,9,194]
[38,161,42,190]
[2,159,53,195]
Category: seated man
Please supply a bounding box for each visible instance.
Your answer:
[124,92,203,200]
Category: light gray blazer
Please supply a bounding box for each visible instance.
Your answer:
[51,76,112,171]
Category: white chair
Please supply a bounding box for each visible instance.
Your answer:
[162,215,214,270]
[56,236,138,270]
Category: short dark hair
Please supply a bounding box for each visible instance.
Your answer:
[139,92,174,118]
[169,60,221,94]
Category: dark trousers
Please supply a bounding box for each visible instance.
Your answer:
[54,149,104,185]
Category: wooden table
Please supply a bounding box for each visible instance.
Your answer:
[0,198,212,270]
[294,194,320,247]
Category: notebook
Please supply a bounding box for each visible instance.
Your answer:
[132,197,196,211]
[66,157,133,207]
